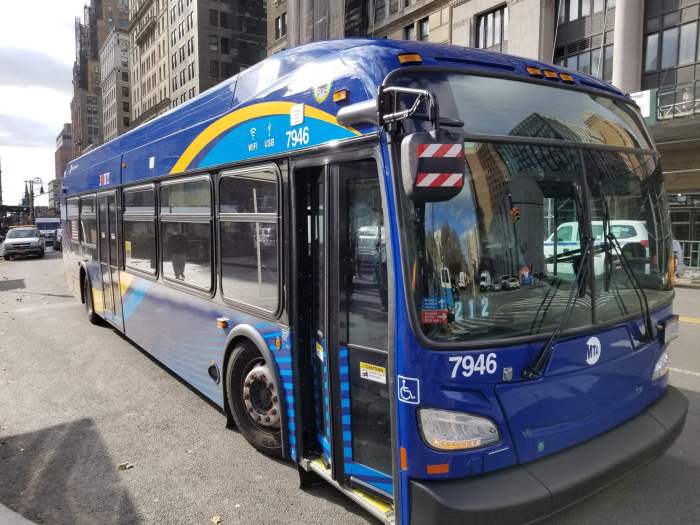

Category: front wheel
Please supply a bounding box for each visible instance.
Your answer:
[226,342,283,458]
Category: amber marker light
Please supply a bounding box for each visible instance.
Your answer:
[274,337,282,350]
[216,317,230,330]
[543,70,559,80]
[426,464,450,475]
[526,66,543,77]
[559,72,575,83]
[332,89,348,103]
[398,53,422,64]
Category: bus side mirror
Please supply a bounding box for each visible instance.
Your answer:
[401,129,466,202]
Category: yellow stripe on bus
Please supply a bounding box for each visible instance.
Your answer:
[169,101,360,174]
[679,316,700,325]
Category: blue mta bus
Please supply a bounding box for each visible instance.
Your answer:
[61,39,688,524]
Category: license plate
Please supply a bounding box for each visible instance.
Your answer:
[660,315,679,344]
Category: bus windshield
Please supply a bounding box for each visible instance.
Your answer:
[394,74,674,344]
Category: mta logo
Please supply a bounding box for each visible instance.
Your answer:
[585,337,602,365]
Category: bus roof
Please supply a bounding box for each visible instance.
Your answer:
[63,39,628,197]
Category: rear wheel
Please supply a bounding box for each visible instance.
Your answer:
[83,274,101,325]
[226,342,283,458]
[37,250,45,259]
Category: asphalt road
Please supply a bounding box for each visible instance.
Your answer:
[0,250,698,524]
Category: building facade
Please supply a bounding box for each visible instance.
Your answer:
[100,29,132,141]
[129,0,267,127]
[71,0,130,157]
[267,0,369,55]
[54,124,73,214]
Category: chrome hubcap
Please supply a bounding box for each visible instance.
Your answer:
[242,364,280,429]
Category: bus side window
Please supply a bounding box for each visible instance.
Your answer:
[159,177,213,291]
[123,185,157,276]
[218,168,280,313]
[80,195,97,260]
[66,197,80,250]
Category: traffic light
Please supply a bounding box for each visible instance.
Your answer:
[511,206,520,223]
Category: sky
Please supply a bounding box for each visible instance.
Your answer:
[0,0,87,207]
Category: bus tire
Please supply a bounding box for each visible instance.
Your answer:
[226,342,283,458]
[83,274,101,325]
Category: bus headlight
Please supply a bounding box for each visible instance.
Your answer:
[652,351,669,382]
[418,409,499,451]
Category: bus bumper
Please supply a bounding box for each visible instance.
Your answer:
[409,386,688,525]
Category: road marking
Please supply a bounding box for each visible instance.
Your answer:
[679,316,700,325]
[670,367,700,378]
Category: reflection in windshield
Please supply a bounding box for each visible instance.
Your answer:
[402,143,673,343]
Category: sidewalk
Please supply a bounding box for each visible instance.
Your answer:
[0,504,34,525]
[676,269,700,289]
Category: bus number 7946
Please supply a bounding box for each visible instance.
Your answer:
[449,353,498,378]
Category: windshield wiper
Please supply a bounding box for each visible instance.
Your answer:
[523,234,593,379]
[598,185,654,341]
[524,181,592,380]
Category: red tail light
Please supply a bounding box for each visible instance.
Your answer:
[640,239,649,248]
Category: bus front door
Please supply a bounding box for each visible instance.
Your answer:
[303,158,393,501]
[97,192,124,330]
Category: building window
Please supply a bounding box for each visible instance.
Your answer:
[210,60,219,77]
[209,34,219,52]
[419,17,429,41]
[220,12,229,29]
[559,0,610,25]
[476,5,508,52]
[404,24,415,41]
[275,13,287,40]
[374,0,385,22]
[209,9,218,26]
[221,37,230,54]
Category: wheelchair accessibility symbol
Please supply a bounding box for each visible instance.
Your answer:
[397,375,420,405]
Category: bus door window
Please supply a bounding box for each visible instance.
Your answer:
[337,160,392,480]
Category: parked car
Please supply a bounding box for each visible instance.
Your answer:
[53,228,63,250]
[2,226,45,259]
[479,270,492,291]
[506,277,520,290]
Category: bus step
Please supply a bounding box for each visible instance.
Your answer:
[303,457,395,524]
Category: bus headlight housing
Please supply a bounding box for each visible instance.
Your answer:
[652,350,669,382]
[418,409,499,450]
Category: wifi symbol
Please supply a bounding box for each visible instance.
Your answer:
[250,127,257,140]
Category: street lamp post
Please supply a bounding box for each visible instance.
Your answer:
[24,177,44,223]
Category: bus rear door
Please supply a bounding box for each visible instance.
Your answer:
[97,192,124,330]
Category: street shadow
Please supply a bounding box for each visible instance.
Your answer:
[0,418,142,525]
[0,279,25,292]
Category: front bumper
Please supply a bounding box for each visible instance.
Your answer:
[410,386,688,525]
[4,247,43,256]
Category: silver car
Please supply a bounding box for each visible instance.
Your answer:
[2,226,45,259]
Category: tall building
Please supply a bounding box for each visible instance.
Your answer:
[129,0,267,127]
[54,124,73,214]
[100,28,131,141]
[267,0,369,55]
[71,0,129,157]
